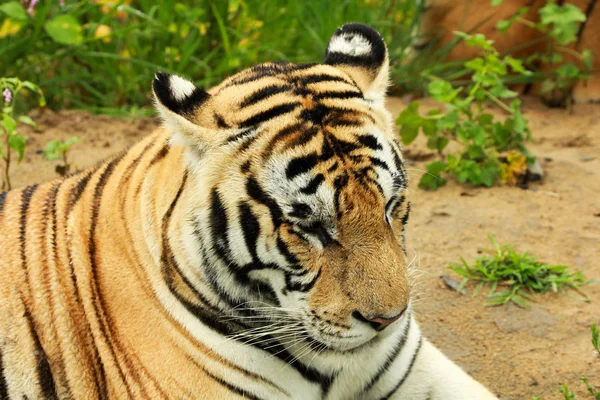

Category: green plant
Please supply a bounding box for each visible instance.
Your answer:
[496,0,593,106]
[44,137,80,177]
[532,325,600,400]
[1,77,45,190]
[592,323,599,355]
[449,235,591,308]
[397,32,533,190]
[0,0,419,115]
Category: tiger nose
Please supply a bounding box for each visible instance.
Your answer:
[352,308,407,331]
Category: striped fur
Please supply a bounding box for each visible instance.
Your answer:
[0,24,497,399]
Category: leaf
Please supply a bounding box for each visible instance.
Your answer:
[418,160,448,190]
[539,3,586,45]
[8,133,26,162]
[592,323,599,354]
[0,2,28,21]
[428,80,460,102]
[496,20,511,33]
[18,115,39,130]
[491,0,503,5]
[64,136,80,147]
[1,114,17,134]
[44,15,83,45]
[396,102,423,145]
[511,295,532,309]
[438,111,459,131]
[44,140,62,160]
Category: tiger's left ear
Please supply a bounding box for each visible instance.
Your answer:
[324,23,389,105]
[152,72,219,151]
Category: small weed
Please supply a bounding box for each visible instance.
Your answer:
[592,323,599,355]
[449,235,591,308]
[397,32,533,190]
[0,77,45,190]
[44,137,80,177]
[532,325,600,400]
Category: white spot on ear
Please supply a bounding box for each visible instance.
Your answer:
[328,33,372,57]
[169,75,196,101]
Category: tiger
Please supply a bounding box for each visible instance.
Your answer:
[0,23,498,399]
[412,0,600,106]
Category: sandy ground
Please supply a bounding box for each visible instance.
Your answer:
[5,97,600,399]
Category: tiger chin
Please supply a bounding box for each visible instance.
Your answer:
[0,24,498,399]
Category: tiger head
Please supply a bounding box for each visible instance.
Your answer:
[153,24,412,352]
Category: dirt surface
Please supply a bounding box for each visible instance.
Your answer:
[6,98,600,399]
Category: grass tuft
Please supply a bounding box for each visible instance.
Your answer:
[449,235,592,308]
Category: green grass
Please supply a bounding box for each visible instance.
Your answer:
[449,235,592,308]
[0,0,420,115]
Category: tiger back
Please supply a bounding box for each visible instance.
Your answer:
[0,24,498,399]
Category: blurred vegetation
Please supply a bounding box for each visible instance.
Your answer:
[0,0,420,115]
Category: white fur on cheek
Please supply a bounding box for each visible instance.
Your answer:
[169,75,197,101]
[328,33,372,56]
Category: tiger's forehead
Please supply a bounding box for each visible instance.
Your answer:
[194,61,406,211]
[200,61,390,135]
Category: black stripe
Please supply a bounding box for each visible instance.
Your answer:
[296,74,354,86]
[358,134,383,150]
[289,202,312,219]
[209,188,235,264]
[88,156,134,395]
[300,174,324,195]
[263,123,303,159]
[23,306,58,400]
[362,316,412,393]
[313,90,363,101]
[0,349,9,399]
[240,84,293,108]
[400,202,411,226]
[20,184,39,269]
[148,143,170,167]
[202,369,264,400]
[246,177,283,227]
[240,103,300,128]
[286,153,319,180]
[66,171,93,213]
[224,128,256,145]
[370,157,391,172]
[286,126,319,150]
[285,269,321,292]
[276,235,298,265]
[215,113,229,129]
[300,104,328,125]
[378,336,423,400]
[0,191,6,216]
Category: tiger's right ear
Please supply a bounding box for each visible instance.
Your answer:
[324,23,389,105]
[152,72,215,147]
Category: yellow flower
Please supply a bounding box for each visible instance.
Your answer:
[197,23,207,36]
[94,0,130,21]
[500,151,527,185]
[394,11,403,23]
[94,24,112,43]
[0,19,22,38]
